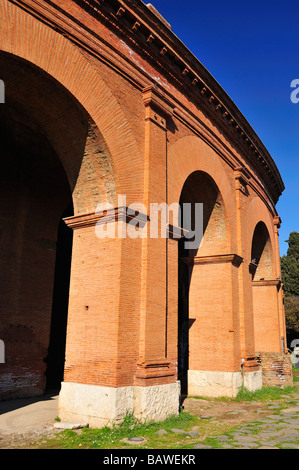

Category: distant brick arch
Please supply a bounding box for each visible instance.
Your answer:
[251,221,274,280]
[246,196,276,270]
[168,135,233,251]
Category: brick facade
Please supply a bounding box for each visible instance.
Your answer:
[0,0,291,423]
[256,352,293,388]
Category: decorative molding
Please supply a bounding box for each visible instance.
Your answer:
[252,279,281,288]
[64,207,148,229]
[135,359,175,380]
[234,166,251,196]
[182,253,243,267]
[274,215,282,229]
[142,85,174,129]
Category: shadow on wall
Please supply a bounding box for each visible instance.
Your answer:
[0,51,115,400]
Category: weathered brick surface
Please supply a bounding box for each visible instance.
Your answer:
[0,0,287,405]
[256,352,293,387]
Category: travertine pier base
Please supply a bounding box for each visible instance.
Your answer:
[58,381,180,427]
[188,369,262,398]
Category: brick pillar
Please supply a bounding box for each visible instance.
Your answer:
[133,87,180,418]
[234,167,260,374]
[252,280,283,352]
[58,211,131,427]
[252,217,292,387]
[58,89,181,426]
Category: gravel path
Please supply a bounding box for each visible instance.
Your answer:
[194,398,299,449]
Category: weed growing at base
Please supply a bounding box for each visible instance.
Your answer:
[46,411,197,449]
[189,385,297,403]
[235,385,297,402]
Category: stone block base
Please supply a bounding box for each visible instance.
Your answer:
[134,381,181,422]
[188,369,263,398]
[58,381,180,428]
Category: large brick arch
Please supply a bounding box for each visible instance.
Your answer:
[167,135,234,251]
[0,0,141,203]
[0,2,142,401]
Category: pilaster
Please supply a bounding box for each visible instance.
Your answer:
[234,166,259,371]
[136,86,176,385]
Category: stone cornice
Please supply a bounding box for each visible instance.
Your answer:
[135,358,175,380]
[182,254,243,267]
[63,207,148,229]
[252,279,282,288]
[11,0,284,205]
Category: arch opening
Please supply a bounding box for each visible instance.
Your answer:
[250,221,273,281]
[0,52,115,399]
[177,171,228,397]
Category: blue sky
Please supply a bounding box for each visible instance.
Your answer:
[150,0,299,256]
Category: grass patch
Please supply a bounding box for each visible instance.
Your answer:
[189,385,297,403]
[28,383,299,449]
[235,385,297,402]
[39,411,200,450]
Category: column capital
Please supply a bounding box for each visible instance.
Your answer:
[234,166,251,195]
[142,86,174,129]
[273,215,281,228]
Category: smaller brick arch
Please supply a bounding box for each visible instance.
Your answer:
[178,170,229,257]
[251,221,274,281]
[246,196,277,275]
[168,135,233,253]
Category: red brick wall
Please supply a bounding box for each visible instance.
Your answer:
[256,352,293,387]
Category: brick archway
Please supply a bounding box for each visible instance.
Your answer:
[0,62,76,397]
[0,1,141,204]
[0,6,141,402]
[167,136,234,235]
[177,170,230,396]
[0,0,289,424]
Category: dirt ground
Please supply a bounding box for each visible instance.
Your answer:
[0,427,60,449]
[1,381,299,449]
[183,396,273,426]
[0,398,269,449]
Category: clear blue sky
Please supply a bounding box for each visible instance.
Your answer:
[149,0,299,256]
